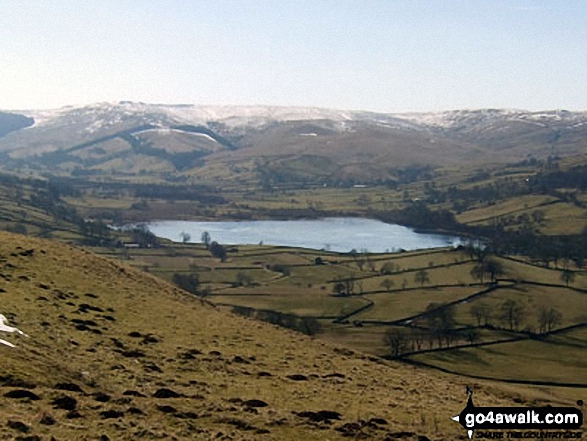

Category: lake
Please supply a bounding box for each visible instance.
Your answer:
[145,218,462,253]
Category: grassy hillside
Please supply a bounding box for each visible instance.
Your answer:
[0,231,551,440]
[3,104,587,185]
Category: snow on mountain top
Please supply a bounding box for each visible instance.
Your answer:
[396,108,587,128]
[12,102,362,129]
[164,104,358,125]
[8,101,587,130]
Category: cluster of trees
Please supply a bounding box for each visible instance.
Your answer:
[421,162,578,211]
[173,231,230,263]
[420,303,457,348]
[331,276,356,297]
[379,202,459,231]
[78,219,112,246]
[383,299,564,358]
[418,164,587,235]
[334,268,434,296]
[129,225,159,248]
[469,300,563,334]
[231,306,321,336]
[383,325,486,358]
[171,272,208,297]
[196,231,228,262]
[529,165,587,193]
[469,258,505,284]
[266,263,291,276]
[383,303,462,357]
[443,181,526,209]
[379,261,401,275]
[22,179,82,226]
[209,241,227,262]
[235,272,254,286]
[0,172,117,244]
[537,306,563,334]
[378,269,430,291]
[482,226,587,271]
[348,250,378,272]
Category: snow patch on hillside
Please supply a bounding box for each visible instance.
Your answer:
[0,313,27,348]
[137,128,218,142]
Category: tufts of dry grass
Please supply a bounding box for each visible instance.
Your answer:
[0,231,543,440]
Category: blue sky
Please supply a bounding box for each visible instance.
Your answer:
[1,0,586,112]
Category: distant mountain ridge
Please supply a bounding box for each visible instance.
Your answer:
[1,102,586,181]
[12,101,587,130]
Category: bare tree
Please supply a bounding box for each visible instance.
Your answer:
[499,299,525,330]
[538,306,563,334]
[380,262,395,275]
[235,272,253,286]
[470,263,486,284]
[383,328,408,357]
[413,328,425,351]
[179,231,191,243]
[356,258,366,271]
[469,302,492,326]
[465,328,481,344]
[365,254,376,272]
[331,278,346,297]
[354,280,362,295]
[424,303,456,348]
[380,278,395,292]
[560,269,575,287]
[201,231,211,249]
[414,269,430,287]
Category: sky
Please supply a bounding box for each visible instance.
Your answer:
[1,0,586,112]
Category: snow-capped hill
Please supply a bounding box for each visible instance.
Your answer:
[397,108,587,130]
[1,102,586,178]
[16,101,418,131]
[397,109,522,128]
[164,104,357,127]
[17,102,587,133]
[23,102,174,130]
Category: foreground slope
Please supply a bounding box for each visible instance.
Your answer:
[0,232,554,440]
